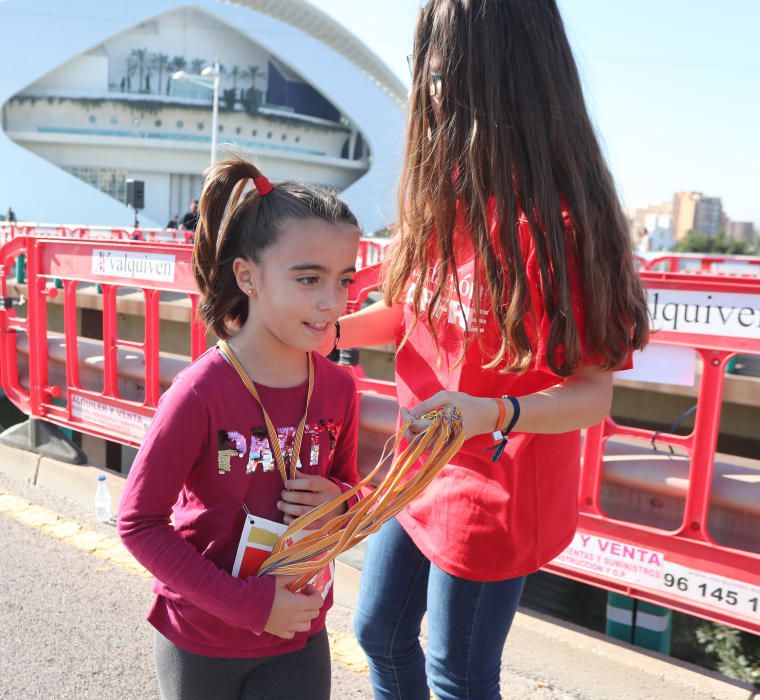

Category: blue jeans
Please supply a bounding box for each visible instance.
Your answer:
[354,518,526,700]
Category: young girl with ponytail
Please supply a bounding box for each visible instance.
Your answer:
[118,156,362,700]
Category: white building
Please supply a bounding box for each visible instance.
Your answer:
[637,213,674,252]
[0,0,406,231]
[628,201,673,251]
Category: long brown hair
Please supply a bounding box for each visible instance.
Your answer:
[192,156,359,338]
[384,0,648,375]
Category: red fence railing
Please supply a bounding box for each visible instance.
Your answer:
[1,233,758,634]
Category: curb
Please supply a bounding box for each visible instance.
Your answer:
[0,441,125,516]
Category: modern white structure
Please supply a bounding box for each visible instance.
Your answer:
[0,0,407,231]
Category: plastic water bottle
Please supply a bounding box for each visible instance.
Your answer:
[94,474,112,523]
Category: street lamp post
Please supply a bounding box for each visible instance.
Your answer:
[172,59,221,164]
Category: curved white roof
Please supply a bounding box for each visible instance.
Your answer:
[231,1,408,107]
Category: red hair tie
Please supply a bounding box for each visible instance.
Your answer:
[253,175,274,196]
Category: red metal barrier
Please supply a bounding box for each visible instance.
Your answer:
[338,264,760,634]
[1,225,389,268]
[0,235,206,444]
[635,252,760,275]
[1,233,759,633]
[545,271,760,635]
[0,223,194,244]
[356,239,389,270]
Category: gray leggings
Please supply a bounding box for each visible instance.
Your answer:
[154,628,331,700]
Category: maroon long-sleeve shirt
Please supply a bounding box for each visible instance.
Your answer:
[118,347,359,658]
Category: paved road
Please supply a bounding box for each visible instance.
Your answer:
[0,473,372,700]
[0,470,749,700]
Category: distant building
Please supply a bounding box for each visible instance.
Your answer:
[638,214,674,252]
[629,201,672,250]
[671,191,724,240]
[693,196,723,237]
[0,0,406,230]
[726,221,757,244]
[671,191,701,241]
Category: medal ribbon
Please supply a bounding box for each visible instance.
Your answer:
[217,339,314,485]
[257,405,465,591]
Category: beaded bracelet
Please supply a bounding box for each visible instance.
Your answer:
[487,395,521,462]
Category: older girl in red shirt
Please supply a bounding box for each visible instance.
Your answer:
[332,1,649,698]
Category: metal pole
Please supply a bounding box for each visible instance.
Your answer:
[210,59,220,165]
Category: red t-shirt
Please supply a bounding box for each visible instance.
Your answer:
[395,201,601,582]
[118,347,359,657]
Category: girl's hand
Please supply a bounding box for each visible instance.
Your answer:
[264,577,323,639]
[278,476,346,527]
[402,391,505,443]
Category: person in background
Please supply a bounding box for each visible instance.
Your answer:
[180,200,199,231]
[166,214,179,229]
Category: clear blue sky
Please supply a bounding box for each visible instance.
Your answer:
[311,0,760,225]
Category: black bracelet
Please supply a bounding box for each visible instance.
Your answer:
[330,320,341,355]
[486,395,520,463]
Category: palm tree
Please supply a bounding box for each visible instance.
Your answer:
[127,48,150,93]
[167,56,186,94]
[150,53,170,96]
[243,64,263,89]
[190,58,206,75]
[228,65,242,91]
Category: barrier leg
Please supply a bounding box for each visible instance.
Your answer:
[606,592,635,643]
[0,417,87,464]
[633,600,672,654]
[14,254,26,284]
[51,396,73,440]
[606,593,672,653]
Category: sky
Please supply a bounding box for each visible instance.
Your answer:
[310,0,760,225]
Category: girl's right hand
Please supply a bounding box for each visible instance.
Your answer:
[263,576,323,639]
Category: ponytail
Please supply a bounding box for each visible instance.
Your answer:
[192,155,359,339]
[192,157,268,339]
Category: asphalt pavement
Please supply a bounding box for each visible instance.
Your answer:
[0,462,752,700]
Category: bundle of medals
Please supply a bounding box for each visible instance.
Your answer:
[257,404,464,591]
[218,339,464,593]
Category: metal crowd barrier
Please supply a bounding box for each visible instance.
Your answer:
[0,223,389,276]
[0,232,758,635]
[636,252,760,275]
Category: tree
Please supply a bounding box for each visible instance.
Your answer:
[676,230,753,255]
[242,65,265,108]
[676,230,712,253]
[696,623,760,689]
[150,53,170,96]
[228,65,242,91]
[241,86,263,115]
[167,56,186,94]
[127,48,151,93]
[243,65,263,87]
[190,58,206,75]
[222,88,237,111]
